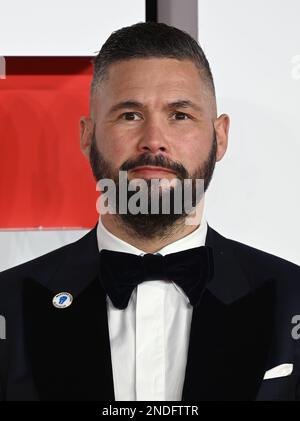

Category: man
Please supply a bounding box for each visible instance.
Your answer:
[0,22,300,401]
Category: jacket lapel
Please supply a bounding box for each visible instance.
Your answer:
[182,226,276,400]
[23,226,115,401]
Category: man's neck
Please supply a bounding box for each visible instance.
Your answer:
[100,213,202,254]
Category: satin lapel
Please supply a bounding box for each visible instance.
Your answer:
[23,226,115,401]
[182,226,276,401]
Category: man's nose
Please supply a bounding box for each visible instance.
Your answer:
[137,121,169,154]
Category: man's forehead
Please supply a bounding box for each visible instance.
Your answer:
[106,99,205,115]
[91,58,216,116]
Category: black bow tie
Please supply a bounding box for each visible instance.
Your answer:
[99,246,214,309]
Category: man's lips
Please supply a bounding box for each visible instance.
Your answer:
[130,166,176,175]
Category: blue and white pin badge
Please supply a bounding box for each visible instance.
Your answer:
[52,292,73,309]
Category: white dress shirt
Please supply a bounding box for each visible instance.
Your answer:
[97,217,208,401]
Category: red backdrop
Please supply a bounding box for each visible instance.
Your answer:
[0,57,98,228]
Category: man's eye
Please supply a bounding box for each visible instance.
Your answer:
[171,112,190,120]
[120,112,141,121]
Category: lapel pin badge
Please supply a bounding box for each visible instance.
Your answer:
[52,292,73,309]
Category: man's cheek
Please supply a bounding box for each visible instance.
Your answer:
[108,142,129,161]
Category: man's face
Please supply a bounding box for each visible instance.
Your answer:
[80,58,229,238]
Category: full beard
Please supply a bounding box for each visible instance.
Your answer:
[89,133,217,241]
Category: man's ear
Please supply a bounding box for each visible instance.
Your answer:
[80,116,93,159]
[214,114,230,162]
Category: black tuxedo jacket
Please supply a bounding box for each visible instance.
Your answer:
[0,224,300,401]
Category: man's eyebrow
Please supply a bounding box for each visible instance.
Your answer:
[108,100,145,114]
[107,99,203,114]
[167,100,203,112]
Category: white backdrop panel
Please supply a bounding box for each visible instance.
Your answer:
[0,0,145,56]
[198,0,300,264]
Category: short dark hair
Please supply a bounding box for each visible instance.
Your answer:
[91,21,215,97]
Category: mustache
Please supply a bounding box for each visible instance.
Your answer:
[120,153,189,179]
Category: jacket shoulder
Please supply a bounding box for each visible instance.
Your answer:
[228,236,300,274]
[209,226,299,270]
[223,234,300,298]
[208,225,300,290]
